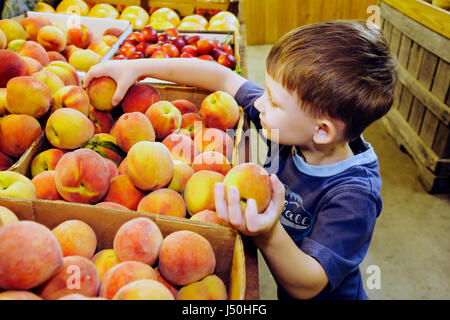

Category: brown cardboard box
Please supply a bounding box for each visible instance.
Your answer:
[0,197,246,299]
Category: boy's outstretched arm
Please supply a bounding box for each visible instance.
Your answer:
[215,179,329,300]
[84,58,247,106]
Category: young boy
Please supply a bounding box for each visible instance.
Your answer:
[84,20,397,300]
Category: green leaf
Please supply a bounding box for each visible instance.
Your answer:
[234,65,242,74]
[97,141,125,156]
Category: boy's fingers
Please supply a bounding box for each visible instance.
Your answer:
[214,183,229,224]
[227,187,246,231]
[244,199,261,233]
[260,175,286,222]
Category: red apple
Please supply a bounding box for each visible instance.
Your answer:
[135,42,149,53]
[187,35,201,46]
[122,39,137,46]
[164,28,178,38]
[161,43,179,58]
[128,52,144,59]
[218,53,236,70]
[197,54,214,61]
[144,44,161,57]
[151,51,169,59]
[211,48,226,61]
[220,43,233,55]
[158,33,169,43]
[180,52,193,58]
[113,54,127,60]
[141,26,157,42]
[126,32,144,43]
[196,39,215,55]
[170,38,186,52]
[119,43,136,58]
[181,45,197,57]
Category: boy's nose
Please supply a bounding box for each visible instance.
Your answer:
[254,96,264,113]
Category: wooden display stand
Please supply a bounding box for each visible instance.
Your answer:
[380,0,450,193]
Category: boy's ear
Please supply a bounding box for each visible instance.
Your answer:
[312,120,337,144]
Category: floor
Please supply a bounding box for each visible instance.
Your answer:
[246,45,450,300]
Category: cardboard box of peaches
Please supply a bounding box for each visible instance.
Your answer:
[0,71,275,299]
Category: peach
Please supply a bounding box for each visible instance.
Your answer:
[181,112,205,139]
[114,112,156,153]
[127,141,173,191]
[95,202,128,210]
[67,25,93,49]
[58,294,106,300]
[100,261,157,299]
[0,88,7,115]
[104,174,145,210]
[6,39,25,51]
[137,188,186,218]
[0,221,63,290]
[37,26,66,52]
[0,290,43,300]
[119,5,150,30]
[159,230,216,286]
[194,128,235,159]
[0,171,37,200]
[113,217,163,265]
[31,148,66,178]
[56,0,89,16]
[145,101,182,140]
[38,255,100,300]
[0,19,26,43]
[31,170,63,200]
[177,274,227,300]
[62,44,81,60]
[121,83,161,114]
[6,76,52,118]
[171,99,198,114]
[52,85,90,115]
[0,49,28,87]
[34,1,56,13]
[113,279,174,300]
[87,77,117,111]
[103,27,123,37]
[0,206,19,226]
[88,40,111,57]
[201,91,239,130]
[31,70,65,97]
[88,105,115,134]
[162,133,199,165]
[0,29,6,49]
[101,35,118,47]
[22,56,43,75]
[0,114,42,158]
[83,133,123,165]
[0,151,13,171]
[51,22,68,38]
[118,157,128,175]
[54,148,110,203]
[223,163,272,213]
[46,108,94,150]
[47,51,67,62]
[105,158,119,180]
[184,170,224,215]
[43,61,80,86]
[91,249,120,282]
[190,210,230,227]
[52,220,97,259]
[167,160,195,194]
[16,40,49,66]
[68,49,101,72]
[192,151,232,175]
[88,3,119,19]
[155,268,178,298]
[150,7,179,27]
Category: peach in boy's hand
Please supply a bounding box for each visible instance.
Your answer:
[214,174,285,236]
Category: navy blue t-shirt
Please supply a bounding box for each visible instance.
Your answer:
[234,81,383,300]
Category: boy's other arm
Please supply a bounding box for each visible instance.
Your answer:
[84,58,247,106]
[214,179,329,300]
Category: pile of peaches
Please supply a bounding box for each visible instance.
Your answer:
[0,210,228,300]
[114,26,237,71]
[0,71,273,225]
[0,15,122,73]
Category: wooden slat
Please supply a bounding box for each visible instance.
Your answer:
[398,85,414,120]
[380,1,450,63]
[397,65,450,126]
[406,42,424,79]
[389,26,402,56]
[420,110,440,147]
[384,20,393,45]
[432,122,450,158]
[417,50,439,90]
[409,98,426,133]
[431,60,450,103]
[382,108,450,175]
[381,0,450,39]
[397,33,413,67]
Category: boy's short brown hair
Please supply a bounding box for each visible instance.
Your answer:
[266,20,397,141]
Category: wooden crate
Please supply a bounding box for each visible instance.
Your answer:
[380,0,450,193]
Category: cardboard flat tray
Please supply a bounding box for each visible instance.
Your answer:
[0,197,246,300]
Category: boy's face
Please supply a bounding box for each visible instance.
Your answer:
[254,73,318,147]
